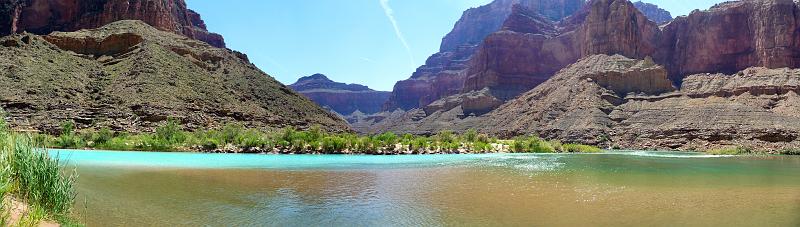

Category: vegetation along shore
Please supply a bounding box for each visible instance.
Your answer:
[31,119,604,155]
[21,119,797,156]
[0,117,78,226]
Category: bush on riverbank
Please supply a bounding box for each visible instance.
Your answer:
[34,120,603,154]
[706,146,754,155]
[0,113,77,225]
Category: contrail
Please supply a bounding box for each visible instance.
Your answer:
[380,0,416,69]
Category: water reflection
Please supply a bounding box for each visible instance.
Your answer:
[69,152,800,226]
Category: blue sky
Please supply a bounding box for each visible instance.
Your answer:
[186,0,725,91]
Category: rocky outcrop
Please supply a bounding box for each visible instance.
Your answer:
[289,74,390,115]
[0,20,348,134]
[657,0,800,83]
[483,54,800,151]
[481,55,675,143]
[632,1,672,24]
[0,0,225,48]
[383,0,586,111]
[439,0,659,115]
[369,0,800,137]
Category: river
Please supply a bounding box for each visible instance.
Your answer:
[50,150,800,226]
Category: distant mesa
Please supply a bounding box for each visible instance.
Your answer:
[290,74,391,116]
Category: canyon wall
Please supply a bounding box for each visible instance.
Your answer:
[0,0,225,47]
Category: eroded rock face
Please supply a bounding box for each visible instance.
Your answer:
[0,21,348,134]
[657,0,800,83]
[483,54,800,151]
[480,55,675,143]
[383,0,586,111]
[460,0,660,113]
[632,1,672,24]
[0,0,225,48]
[482,55,800,150]
[289,74,391,115]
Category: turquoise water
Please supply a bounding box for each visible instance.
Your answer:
[50,149,509,169]
[51,150,800,226]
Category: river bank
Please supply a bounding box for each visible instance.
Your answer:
[28,121,800,155]
[0,119,78,226]
[31,121,603,155]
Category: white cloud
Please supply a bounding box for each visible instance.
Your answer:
[380,0,416,69]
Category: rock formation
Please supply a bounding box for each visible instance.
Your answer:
[382,0,586,111]
[656,0,800,83]
[0,20,348,134]
[484,54,800,151]
[632,1,672,24]
[289,74,391,115]
[373,0,661,130]
[0,0,225,48]
[367,0,800,141]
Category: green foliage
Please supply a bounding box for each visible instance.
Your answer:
[706,146,752,155]
[562,144,602,153]
[54,121,82,149]
[463,129,478,142]
[93,127,113,145]
[509,136,598,153]
[155,119,186,145]
[19,117,609,155]
[778,148,800,155]
[0,117,77,223]
[435,130,455,143]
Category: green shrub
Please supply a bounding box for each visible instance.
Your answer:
[778,148,800,155]
[562,144,602,153]
[463,129,478,142]
[155,119,186,145]
[706,146,751,155]
[375,132,398,148]
[93,127,113,146]
[436,130,455,143]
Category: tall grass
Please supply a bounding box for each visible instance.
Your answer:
[0,113,77,224]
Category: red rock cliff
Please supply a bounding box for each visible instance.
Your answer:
[383,0,586,111]
[0,0,224,48]
[656,0,800,83]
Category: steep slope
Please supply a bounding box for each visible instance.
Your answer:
[289,74,390,115]
[657,0,800,83]
[369,0,660,133]
[0,0,224,47]
[484,54,800,151]
[383,0,586,111]
[632,1,672,24]
[367,0,800,137]
[0,20,348,133]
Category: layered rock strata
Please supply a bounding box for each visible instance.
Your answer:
[0,0,225,47]
[0,20,348,134]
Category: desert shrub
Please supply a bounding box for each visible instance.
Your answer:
[155,119,186,145]
[54,121,82,149]
[93,127,113,146]
[562,144,602,153]
[436,130,455,144]
[463,129,478,142]
[706,146,751,155]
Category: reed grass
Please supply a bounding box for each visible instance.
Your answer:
[0,113,78,225]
